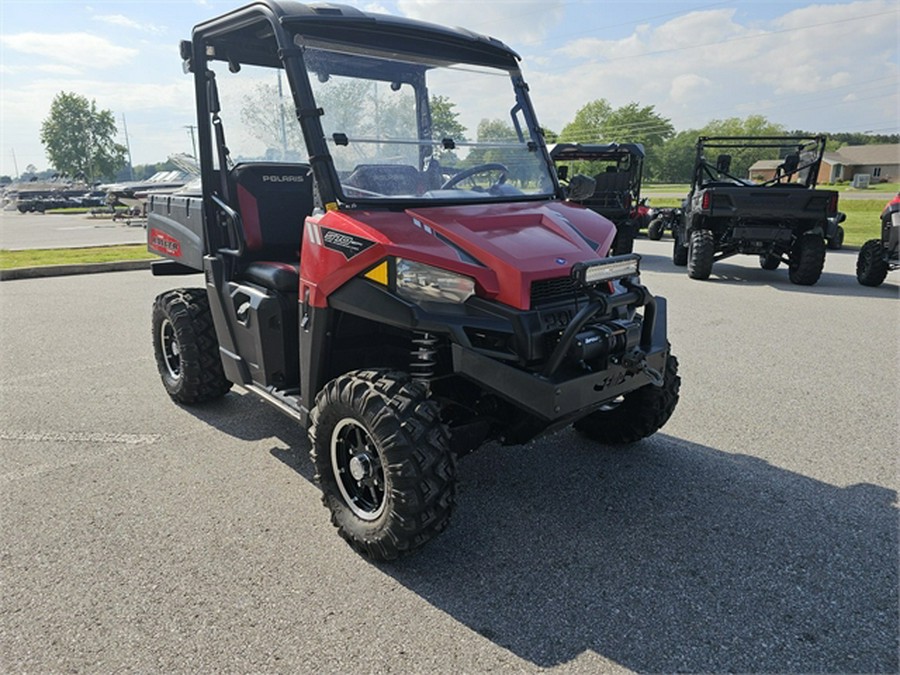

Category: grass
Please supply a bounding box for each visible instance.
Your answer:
[0,244,155,270]
[643,198,886,247]
[645,182,899,195]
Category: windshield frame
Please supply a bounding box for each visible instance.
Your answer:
[290,34,559,209]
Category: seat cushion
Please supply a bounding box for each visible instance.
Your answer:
[242,261,300,293]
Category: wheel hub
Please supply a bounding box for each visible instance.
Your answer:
[349,452,374,481]
[331,418,386,521]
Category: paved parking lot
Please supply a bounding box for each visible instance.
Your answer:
[0,238,897,672]
[0,209,146,250]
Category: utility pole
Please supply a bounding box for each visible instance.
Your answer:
[122,114,134,180]
[184,125,198,159]
[11,148,19,180]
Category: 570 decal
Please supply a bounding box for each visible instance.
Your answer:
[307,222,374,260]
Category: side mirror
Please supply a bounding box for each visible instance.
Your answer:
[567,174,596,201]
[557,165,569,181]
[716,154,732,174]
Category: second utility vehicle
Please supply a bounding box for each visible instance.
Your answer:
[148,0,680,560]
[549,142,646,254]
[673,135,840,285]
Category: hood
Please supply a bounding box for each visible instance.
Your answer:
[340,200,617,310]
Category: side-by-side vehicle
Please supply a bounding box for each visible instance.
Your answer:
[148,0,680,559]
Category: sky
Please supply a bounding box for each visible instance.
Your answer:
[0,0,897,178]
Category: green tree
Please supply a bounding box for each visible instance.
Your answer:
[40,92,125,182]
[559,99,674,180]
[655,115,788,183]
[430,95,467,143]
[240,81,307,161]
[559,99,613,144]
[465,118,519,166]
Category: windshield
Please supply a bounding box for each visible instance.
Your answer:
[297,40,555,205]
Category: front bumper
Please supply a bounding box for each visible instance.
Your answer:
[451,296,670,422]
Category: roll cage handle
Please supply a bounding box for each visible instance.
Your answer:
[210,193,244,258]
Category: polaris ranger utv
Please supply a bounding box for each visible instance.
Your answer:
[549,142,646,254]
[148,0,680,560]
[673,136,840,285]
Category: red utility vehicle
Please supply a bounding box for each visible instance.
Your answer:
[148,1,680,559]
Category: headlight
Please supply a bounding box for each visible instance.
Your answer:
[396,258,475,304]
[571,254,640,287]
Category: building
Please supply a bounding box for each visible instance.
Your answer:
[818,144,900,184]
[749,144,900,185]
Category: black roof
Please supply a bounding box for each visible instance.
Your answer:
[192,0,521,71]
[548,142,646,161]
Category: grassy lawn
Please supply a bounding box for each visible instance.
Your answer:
[643,198,886,247]
[0,244,155,270]
[645,182,898,195]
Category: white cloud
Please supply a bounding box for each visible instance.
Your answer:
[92,13,166,34]
[669,74,712,105]
[1,32,138,70]
[527,0,899,136]
[93,14,142,30]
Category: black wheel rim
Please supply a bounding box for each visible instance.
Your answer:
[160,318,181,380]
[331,418,386,521]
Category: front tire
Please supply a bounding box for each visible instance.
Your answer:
[788,233,826,285]
[309,370,456,561]
[612,220,636,255]
[687,229,715,280]
[647,218,664,240]
[152,289,231,404]
[856,239,889,286]
[574,354,680,444]
[673,227,688,266]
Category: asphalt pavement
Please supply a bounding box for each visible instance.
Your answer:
[0,209,147,250]
[0,237,897,673]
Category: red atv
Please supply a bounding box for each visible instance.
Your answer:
[148,0,680,560]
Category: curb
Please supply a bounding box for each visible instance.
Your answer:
[0,259,153,281]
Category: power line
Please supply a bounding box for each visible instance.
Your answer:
[545,9,898,70]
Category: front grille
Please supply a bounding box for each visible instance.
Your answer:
[531,276,581,307]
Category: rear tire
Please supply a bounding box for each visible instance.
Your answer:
[687,229,714,280]
[856,239,889,287]
[788,233,826,285]
[152,289,231,404]
[574,354,680,445]
[309,370,456,561]
[647,218,664,240]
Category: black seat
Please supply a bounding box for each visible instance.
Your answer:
[343,164,420,195]
[229,162,314,292]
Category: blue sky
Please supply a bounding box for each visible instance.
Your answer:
[1,0,897,177]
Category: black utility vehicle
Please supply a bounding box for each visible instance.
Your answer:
[550,143,646,254]
[646,206,682,241]
[673,136,840,285]
[856,195,899,286]
[148,1,680,560]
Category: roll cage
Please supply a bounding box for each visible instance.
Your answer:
[181,0,559,250]
[693,135,827,190]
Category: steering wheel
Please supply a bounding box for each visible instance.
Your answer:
[441,163,510,190]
